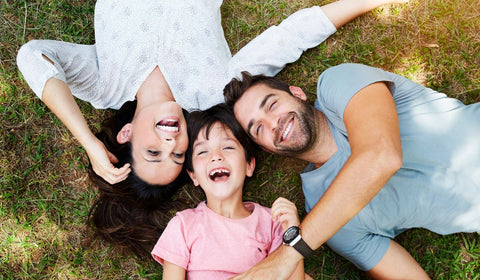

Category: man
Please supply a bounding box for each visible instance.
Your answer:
[223,63,480,279]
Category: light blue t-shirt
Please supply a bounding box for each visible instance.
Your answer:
[301,63,480,271]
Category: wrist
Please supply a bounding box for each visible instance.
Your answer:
[81,134,101,153]
[283,226,314,258]
[282,242,305,261]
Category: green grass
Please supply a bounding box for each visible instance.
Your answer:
[1,0,479,279]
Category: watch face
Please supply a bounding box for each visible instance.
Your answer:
[283,226,300,243]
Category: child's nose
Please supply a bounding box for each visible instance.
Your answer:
[211,151,224,162]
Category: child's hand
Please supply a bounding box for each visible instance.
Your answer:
[271,197,300,231]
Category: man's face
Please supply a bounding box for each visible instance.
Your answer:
[233,84,317,157]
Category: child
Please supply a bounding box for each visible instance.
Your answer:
[151,104,307,279]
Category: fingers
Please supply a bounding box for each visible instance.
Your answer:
[106,163,131,184]
[107,150,119,164]
[271,197,300,230]
[93,163,131,185]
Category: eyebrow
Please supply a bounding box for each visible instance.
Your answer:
[247,93,275,136]
[192,140,205,151]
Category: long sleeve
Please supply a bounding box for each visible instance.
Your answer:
[17,40,99,104]
[228,6,336,79]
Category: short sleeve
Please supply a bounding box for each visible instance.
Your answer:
[326,226,391,271]
[151,215,190,269]
[17,40,99,103]
[315,63,394,133]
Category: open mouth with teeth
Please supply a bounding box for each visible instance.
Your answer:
[209,168,230,182]
[280,117,294,142]
[156,118,180,132]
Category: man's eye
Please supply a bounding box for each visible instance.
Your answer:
[269,101,276,111]
[148,150,159,156]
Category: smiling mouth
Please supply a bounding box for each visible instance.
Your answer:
[156,118,179,132]
[280,118,294,142]
[209,168,230,182]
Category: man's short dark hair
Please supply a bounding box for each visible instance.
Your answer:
[223,71,292,110]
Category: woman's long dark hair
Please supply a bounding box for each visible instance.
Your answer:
[87,100,188,257]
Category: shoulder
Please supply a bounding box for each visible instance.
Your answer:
[247,201,272,217]
[318,63,391,86]
[316,63,394,111]
[173,201,208,223]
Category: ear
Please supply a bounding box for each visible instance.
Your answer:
[245,157,256,177]
[289,86,307,101]
[187,170,200,186]
[116,123,133,144]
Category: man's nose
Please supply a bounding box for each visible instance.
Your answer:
[266,116,279,132]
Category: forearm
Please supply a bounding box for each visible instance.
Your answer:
[287,258,305,280]
[42,78,98,150]
[321,0,404,29]
[300,145,401,250]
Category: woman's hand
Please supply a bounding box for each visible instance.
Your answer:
[271,197,300,231]
[85,138,131,184]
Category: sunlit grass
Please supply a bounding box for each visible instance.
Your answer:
[1,0,479,279]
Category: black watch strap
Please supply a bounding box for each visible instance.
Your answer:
[290,235,314,258]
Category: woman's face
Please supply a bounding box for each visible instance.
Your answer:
[126,100,188,185]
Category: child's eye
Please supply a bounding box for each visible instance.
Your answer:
[197,150,207,156]
[224,146,234,150]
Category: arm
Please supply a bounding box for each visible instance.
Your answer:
[321,0,408,29]
[270,198,306,280]
[302,81,402,252]
[162,261,186,280]
[17,40,130,184]
[231,82,402,279]
[229,0,406,77]
[367,240,430,280]
[42,78,130,184]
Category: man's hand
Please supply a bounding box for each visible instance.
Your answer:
[85,138,131,184]
[229,245,302,280]
[271,197,300,231]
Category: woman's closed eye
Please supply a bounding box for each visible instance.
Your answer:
[172,152,184,158]
[255,124,262,137]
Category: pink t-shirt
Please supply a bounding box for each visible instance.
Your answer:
[151,201,284,279]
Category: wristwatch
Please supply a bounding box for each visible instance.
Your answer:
[282,226,313,258]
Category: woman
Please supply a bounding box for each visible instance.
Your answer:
[16,0,405,255]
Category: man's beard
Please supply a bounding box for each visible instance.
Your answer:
[273,100,317,157]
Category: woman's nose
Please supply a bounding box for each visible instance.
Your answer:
[162,135,175,143]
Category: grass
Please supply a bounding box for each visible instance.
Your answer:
[1,0,479,279]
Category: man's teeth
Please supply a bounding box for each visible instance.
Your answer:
[282,120,292,141]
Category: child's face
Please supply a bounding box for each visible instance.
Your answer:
[188,122,255,201]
